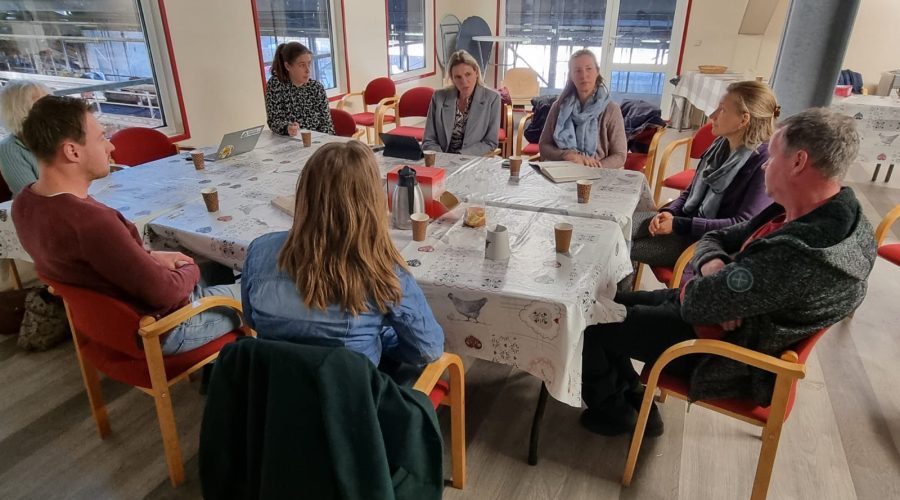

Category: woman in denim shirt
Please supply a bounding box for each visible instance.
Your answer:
[241,141,444,368]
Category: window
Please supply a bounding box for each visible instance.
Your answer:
[0,0,182,136]
[387,0,426,76]
[255,0,340,91]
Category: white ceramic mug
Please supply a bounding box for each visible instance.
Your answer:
[485,224,511,260]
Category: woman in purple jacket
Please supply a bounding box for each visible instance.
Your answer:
[632,81,780,268]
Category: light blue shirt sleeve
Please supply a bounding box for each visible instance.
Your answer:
[384,268,445,365]
[0,136,39,196]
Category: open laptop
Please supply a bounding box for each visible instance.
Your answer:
[204,125,264,161]
[379,132,424,161]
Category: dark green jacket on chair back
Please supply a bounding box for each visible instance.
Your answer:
[199,338,444,500]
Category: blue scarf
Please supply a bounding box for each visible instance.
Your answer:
[552,86,611,157]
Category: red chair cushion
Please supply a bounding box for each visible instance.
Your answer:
[522,142,539,155]
[81,331,240,389]
[352,112,395,127]
[330,108,359,138]
[650,266,674,285]
[663,169,696,191]
[624,152,648,172]
[363,77,396,106]
[690,123,716,159]
[110,127,178,166]
[498,128,507,142]
[878,243,900,266]
[428,379,451,409]
[388,126,425,141]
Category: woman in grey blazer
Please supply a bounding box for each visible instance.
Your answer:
[422,50,500,156]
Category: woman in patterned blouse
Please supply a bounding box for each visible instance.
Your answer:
[264,42,335,136]
[422,50,500,156]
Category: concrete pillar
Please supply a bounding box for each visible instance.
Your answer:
[771,0,861,118]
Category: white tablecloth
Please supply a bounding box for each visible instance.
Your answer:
[830,94,900,163]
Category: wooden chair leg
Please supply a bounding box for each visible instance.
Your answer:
[632,263,645,292]
[365,127,371,144]
[623,378,658,486]
[448,355,467,489]
[142,332,185,487]
[749,375,792,500]
[7,259,22,290]
[64,303,111,438]
[655,389,668,404]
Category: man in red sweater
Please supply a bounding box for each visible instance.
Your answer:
[12,95,240,354]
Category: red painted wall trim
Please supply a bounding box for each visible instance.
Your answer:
[251,0,351,94]
[676,0,693,75]
[338,0,352,91]
[386,0,437,84]
[250,0,268,93]
[157,0,190,142]
[493,0,501,88]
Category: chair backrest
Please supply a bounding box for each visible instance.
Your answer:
[110,127,178,166]
[43,277,145,360]
[330,108,358,138]
[502,68,540,100]
[363,77,396,106]
[397,87,434,119]
[689,122,716,159]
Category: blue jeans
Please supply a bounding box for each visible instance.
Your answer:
[161,266,242,355]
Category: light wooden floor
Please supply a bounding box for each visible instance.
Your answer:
[2,136,899,499]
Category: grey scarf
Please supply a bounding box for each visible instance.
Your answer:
[682,137,754,218]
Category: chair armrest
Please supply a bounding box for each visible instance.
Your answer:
[374,97,399,144]
[413,352,464,394]
[643,126,667,184]
[138,296,252,338]
[515,111,534,156]
[648,339,806,386]
[668,241,698,289]
[653,136,692,205]
[337,91,364,111]
[875,203,900,246]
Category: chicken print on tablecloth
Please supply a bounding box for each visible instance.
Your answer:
[447,292,488,323]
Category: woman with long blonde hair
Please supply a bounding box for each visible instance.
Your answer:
[241,141,444,368]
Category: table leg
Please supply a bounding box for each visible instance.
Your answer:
[871,163,882,182]
[528,382,549,466]
[886,164,895,183]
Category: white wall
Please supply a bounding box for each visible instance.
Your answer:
[843,0,900,85]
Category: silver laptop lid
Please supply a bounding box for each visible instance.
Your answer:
[206,125,264,161]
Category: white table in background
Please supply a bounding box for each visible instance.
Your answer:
[830,94,900,182]
[670,71,743,130]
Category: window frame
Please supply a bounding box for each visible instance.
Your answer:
[251,0,349,98]
[384,0,435,82]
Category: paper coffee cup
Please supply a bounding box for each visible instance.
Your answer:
[554,222,573,253]
[509,156,523,177]
[410,212,429,241]
[576,179,593,203]
[301,130,312,147]
[201,187,219,212]
[190,150,205,170]
[423,150,437,167]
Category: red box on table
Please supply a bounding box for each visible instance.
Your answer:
[386,165,447,219]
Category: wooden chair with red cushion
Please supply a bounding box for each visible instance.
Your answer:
[329,107,365,139]
[653,122,716,206]
[633,241,697,291]
[377,86,434,144]
[623,325,829,500]
[515,111,540,160]
[875,203,900,266]
[109,127,179,167]
[44,277,255,487]
[337,77,397,143]
[624,125,666,184]
[413,352,467,489]
[498,102,513,157]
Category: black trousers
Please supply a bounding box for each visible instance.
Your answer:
[581,288,698,410]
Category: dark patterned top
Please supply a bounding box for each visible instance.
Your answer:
[264,76,335,136]
[447,95,473,154]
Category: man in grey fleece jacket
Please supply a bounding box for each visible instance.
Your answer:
[580,108,876,437]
